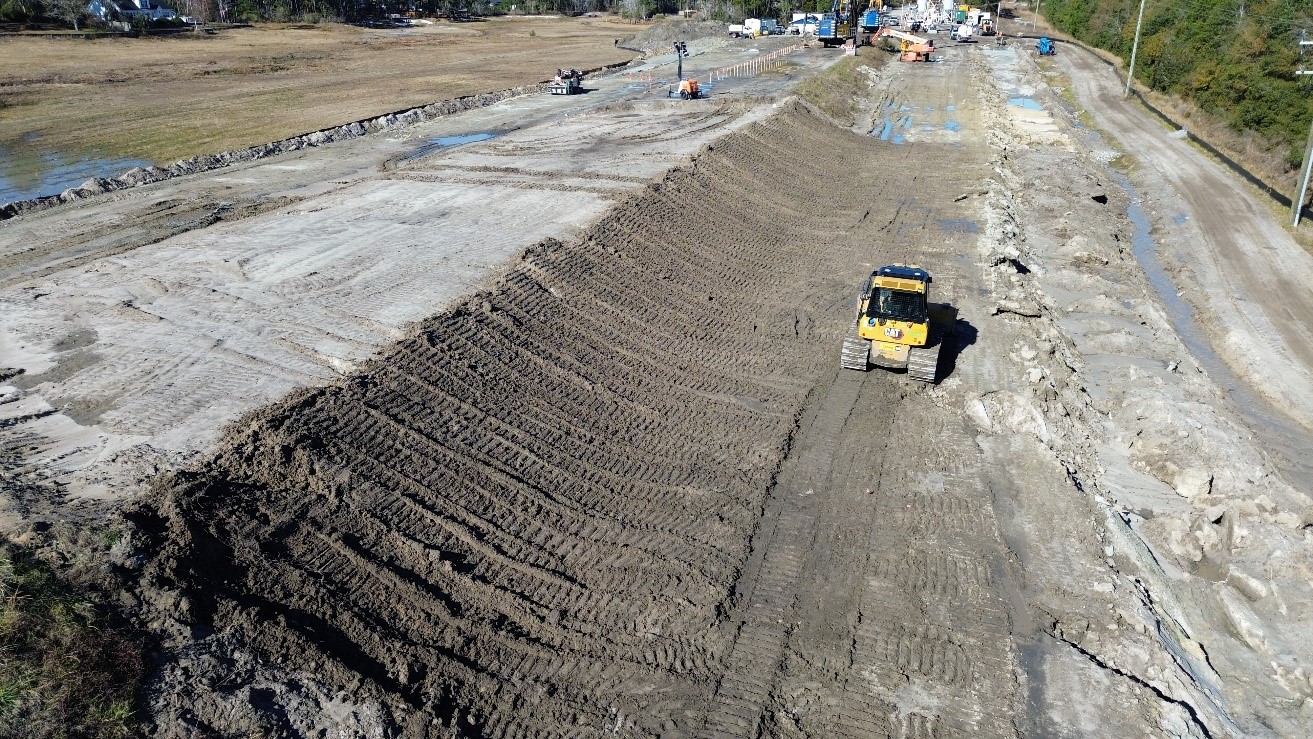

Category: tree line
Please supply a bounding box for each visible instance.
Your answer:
[1,0,841,26]
[1042,0,1313,169]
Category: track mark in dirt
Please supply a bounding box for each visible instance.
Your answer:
[700,371,870,738]
[381,172,628,196]
[0,195,301,289]
[126,101,904,735]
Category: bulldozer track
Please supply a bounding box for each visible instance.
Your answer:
[906,343,940,383]
[840,324,871,371]
[698,371,867,738]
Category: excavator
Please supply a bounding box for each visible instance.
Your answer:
[859,0,886,33]
[840,264,956,382]
[874,27,935,61]
[817,0,856,46]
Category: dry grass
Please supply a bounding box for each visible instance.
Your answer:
[1138,87,1299,191]
[794,46,890,127]
[0,545,144,739]
[0,17,638,165]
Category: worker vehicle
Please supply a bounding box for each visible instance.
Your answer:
[548,69,583,95]
[874,27,935,61]
[672,78,702,99]
[817,0,856,46]
[789,13,820,34]
[841,264,956,382]
[1037,37,1055,55]
[952,23,974,42]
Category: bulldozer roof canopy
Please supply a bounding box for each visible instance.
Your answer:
[874,265,931,282]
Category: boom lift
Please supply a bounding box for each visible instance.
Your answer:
[874,27,936,61]
[840,264,957,382]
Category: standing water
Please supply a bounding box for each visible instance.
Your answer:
[0,140,150,206]
[1116,174,1313,491]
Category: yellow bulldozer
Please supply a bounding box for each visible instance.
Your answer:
[841,264,956,382]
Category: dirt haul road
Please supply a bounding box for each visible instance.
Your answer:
[3,35,1313,739]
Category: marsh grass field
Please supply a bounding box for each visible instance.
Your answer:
[0,17,637,199]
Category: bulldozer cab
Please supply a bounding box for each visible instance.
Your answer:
[869,284,928,324]
[857,265,931,347]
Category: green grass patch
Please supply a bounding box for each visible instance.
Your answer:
[0,546,144,739]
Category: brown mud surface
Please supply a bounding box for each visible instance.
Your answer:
[126,101,903,736]
[7,33,1313,739]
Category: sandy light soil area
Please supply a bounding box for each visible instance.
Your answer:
[3,26,1313,739]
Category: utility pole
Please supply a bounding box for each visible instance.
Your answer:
[1291,31,1313,227]
[1125,0,1147,97]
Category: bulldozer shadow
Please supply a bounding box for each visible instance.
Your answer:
[939,317,978,381]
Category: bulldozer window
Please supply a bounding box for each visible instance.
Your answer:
[868,288,926,322]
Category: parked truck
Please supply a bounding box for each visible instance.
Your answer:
[729,18,781,37]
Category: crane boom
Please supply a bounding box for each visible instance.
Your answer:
[875,28,930,45]
[873,27,935,61]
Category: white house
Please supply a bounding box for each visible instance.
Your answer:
[88,0,178,21]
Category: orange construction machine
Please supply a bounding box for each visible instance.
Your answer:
[874,27,935,61]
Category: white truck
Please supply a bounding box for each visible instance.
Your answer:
[789,14,820,34]
[730,18,781,37]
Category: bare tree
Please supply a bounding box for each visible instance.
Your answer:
[47,0,87,29]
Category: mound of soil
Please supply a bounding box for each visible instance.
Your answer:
[622,19,728,53]
[124,100,896,737]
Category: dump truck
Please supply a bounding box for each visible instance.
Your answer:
[840,264,956,382]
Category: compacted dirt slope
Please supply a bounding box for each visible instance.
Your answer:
[127,102,900,736]
[117,43,1269,737]
[10,34,1313,738]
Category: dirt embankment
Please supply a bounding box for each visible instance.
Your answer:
[121,101,889,736]
[620,19,729,54]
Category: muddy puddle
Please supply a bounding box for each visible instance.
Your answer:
[1117,174,1313,491]
[0,141,149,205]
[1007,97,1043,110]
[400,131,498,161]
